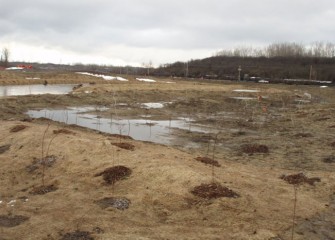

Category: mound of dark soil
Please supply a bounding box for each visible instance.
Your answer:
[331,141,335,148]
[94,166,132,184]
[294,133,313,138]
[26,155,58,173]
[191,183,239,199]
[195,157,220,167]
[95,197,131,210]
[109,134,133,140]
[111,142,135,151]
[10,125,27,133]
[323,156,335,163]
[30,184,58,195]
[0,215,29,227]
[53,129,75,135]
[280,173,321,185]
[60,230,94,240]
[241,144,269,154]
[0,144,10,154]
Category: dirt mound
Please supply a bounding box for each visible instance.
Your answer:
[95,197,131,210]
[30,184,58,195]
[53,129,75,135]
[0,215,29,227]
[191,183,240,199]
[109,134,133,140]
[294,133,313,138]
[330,141,335,148]
[280,173,321,185]
[111,142,135,151]
[94,166,132,184]
[10,125,27,133]
[0,144,10,154]
[241,144,269,154]
[322,156,335,163]
[26,155,58,173]
[60,230,94,240]
[195,157,220,167]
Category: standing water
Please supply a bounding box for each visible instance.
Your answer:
[26,107,212,145]
[0,84,78,97]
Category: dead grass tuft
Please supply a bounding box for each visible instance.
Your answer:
[53,129,75,135]
[294,133,313,138]
[60,230,94,240]
[30,184,58,195]
[109,134,133,140]
[0,215,29,227]
[195,157,220,167]
[10,125,27,133]
[0,144,10,154]
[111,142,135,151]
[241,144,269,154]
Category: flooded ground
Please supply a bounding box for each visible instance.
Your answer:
[0,84,78,96]
[27,107,214,145]
[0,71,334,240]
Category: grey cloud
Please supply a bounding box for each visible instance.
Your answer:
[0,0,334,65]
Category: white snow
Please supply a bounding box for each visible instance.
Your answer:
[76,72,128,81]
[6,67,24,70]
[136,78,156,83]
[26,77,41,80]
[233,89,260,93]
[320,86,328,88]
[142,103,164,109]
[7,200,16,205]
[165,81,176,84]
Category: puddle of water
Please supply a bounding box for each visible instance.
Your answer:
[26,107,213,145]
[0,84,77,97]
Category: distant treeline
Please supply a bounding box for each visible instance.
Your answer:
[152,42,335,82]
[215,42,335,58]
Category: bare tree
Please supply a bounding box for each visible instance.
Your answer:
[142,60,153,76]
[1,48,10,67]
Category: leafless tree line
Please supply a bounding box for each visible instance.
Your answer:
[215,42,335,58]
[0,47,10,67]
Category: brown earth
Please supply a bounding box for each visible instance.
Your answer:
[0,71,335,239]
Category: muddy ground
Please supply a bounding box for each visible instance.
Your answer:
[0,71,334,239]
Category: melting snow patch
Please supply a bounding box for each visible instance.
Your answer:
[142,103,165,109]
[320,86,328,88]
[136,78,156,83]
[76,72,128,81]
[26,77,41,80]
[6,67,24,70]
[233,89,260,93]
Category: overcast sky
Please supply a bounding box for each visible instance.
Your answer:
[0,0,334,66]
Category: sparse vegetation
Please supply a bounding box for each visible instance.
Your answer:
[0,71,334,239]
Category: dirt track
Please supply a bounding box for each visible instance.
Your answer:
[0,71,334,239]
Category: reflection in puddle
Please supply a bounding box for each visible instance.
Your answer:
[26,107,212,145]
[0,84,77,97]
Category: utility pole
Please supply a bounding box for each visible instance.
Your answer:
[238,65,242,81]
[185,61,189,78]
